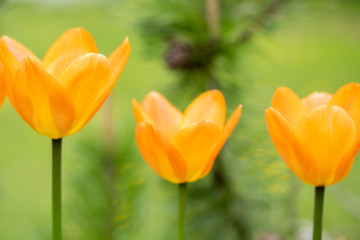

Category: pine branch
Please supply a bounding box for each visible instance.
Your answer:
[234,0,290,46]
[212,154,250,239]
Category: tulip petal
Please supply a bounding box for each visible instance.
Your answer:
[199,105,242,179]
[295,105,356,186]
[329,82,360,144]
[172,120,222,182]
[10,57,75,139]
[108,37,131,83]
[57,53,112,135]
[334,142,359,186]
[42,28,98,77]
[132,99,153,123]
[0,36,38,76]
[141,91,182,139]
[271,87,307,126]
[301,92,332,111]
[58,53,110,135]
[329,83,360,110]
[135,121,187,183]
[0,63,7,106]
[265,107,311,184]
[181,90,226,129]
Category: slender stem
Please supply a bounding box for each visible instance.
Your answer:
[52,138,62,240]
[178,183,187,240]
[313,186,325,240]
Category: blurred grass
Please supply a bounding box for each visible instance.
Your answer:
[0,0,359,239]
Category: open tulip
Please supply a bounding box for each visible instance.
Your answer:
[265,83,360,240]
[133,90,242,183]
[265,84,360,186]
[133,90,241,240]
[0,28,130,139]
[0,28,130,240]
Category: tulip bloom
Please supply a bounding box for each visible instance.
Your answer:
[0,28,130,139]
[265,83,360,187]
[133,90,242,183]
[0,28,131,240]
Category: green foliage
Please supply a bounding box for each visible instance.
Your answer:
[137,0,289,95]
[64,131,142,240]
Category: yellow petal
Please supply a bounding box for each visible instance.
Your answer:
[108,37,131,83]
[10,57,75,139]
[0,36,38,76]
[141,91,182,139]
[181,90,226,129]
[295,105,356,186]
[199,105,242,180]
[172,120,222,182]
[329,82,360,110]
[56,53,111,136]
[135,121,186,183]
[222,105,242,147]
[265,107,311,184]
[167,144,188,183]
[271,87,307,126]
[132,99,152,123]
[0,63,7,106]
[1,36,38,61]
[301,92,332,111]
[329,82,360,144]
[334,142,359,186]
[88,38,131,125]
[42,28,98,77]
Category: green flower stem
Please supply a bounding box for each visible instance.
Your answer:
[178,183,187,240]
[313,186,325,240]
[52,138,62,240]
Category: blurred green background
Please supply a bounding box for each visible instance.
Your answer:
[0,0,360,239]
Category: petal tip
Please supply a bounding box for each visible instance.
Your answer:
[132,98,141,108]
[96,53,109,62]
[208,89,223,96]
[348,82,360,87]
[1,35,10,41]
[264,107,279,119]
[147,91,162,99]
[233,104,242,117]
[71,27,88,33]
[122,37,131,50]
[276,86,291,91]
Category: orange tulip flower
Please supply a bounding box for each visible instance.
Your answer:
[0,28,130,139]
[133,90,242,183]
[265,83,360,186]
